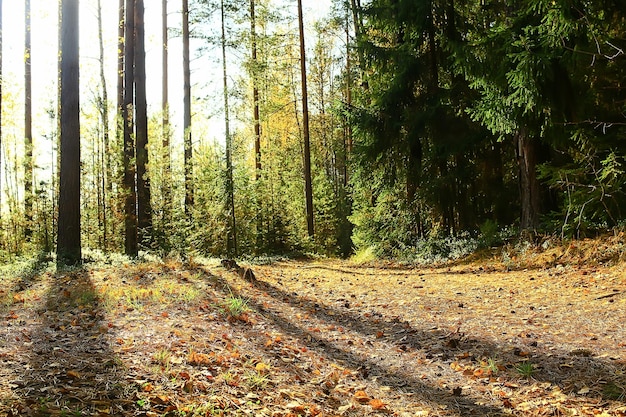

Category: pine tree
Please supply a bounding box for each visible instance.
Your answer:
[57,0,81,265]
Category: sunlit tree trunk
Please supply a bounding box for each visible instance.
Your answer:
[344,8,353,163]
[135,0,152,247]
[250,0,261,178]
[182,0,193,218]
[221,0,237,256]
[123,0,138,257]
[97,0,111,249]
[0,0,3,224]
[250,0,262,250]
[297,0,314,238]
[57,0,81,265]
[24,0,33,239]
[162,0,172,227]
[117,0,124,119]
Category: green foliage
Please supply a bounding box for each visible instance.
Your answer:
[223,288,250,318]
[539,145,626,237]
[515,361,535,378]
[2,0,626,259]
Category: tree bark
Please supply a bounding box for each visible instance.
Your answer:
[24,0,33,238]
[221,0,237,256]
[182,0,194,217]
[97,0,111,249]
[123,0,138,257]
[135,0,152,246]
[297,0,314,238]
[117,0,124,115]
[162,0,172,226]
[516,128,541,232]
[0,0,3,223]
[57,0,81,265]
[250,0,261,178]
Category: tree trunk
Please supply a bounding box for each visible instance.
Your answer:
[297,0,314,238]
[135,0,152,246]
[250,0,261,178]
[114,0,124,250]
[0,0,3,224]
[24,0,33,239]
[162,0,172,228]
[117,0,124,116]
[250,0,263,251]
[57,0,81,265]
[221,0,237,257]
[516,128,541,232]
[97,0,111,249]
[123,0,138,257]
[182,0,193,218]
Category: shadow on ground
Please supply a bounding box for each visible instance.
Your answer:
[207,264,625,415]
[2,269,135,416]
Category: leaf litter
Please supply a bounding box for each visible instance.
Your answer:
[0,243,625,416]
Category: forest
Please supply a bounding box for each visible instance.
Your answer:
[0,0,623,264]
[1,1,626,416]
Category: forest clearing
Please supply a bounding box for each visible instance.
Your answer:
[1,237,625,416]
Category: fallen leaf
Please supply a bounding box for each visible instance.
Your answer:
[255,362,270,374]
[286,401,306,412]
[354,390,370,403]
[369,398,387,409]
[67,370,81,379]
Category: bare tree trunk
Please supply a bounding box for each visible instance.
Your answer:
[162,0,172,228]
[182,0,194,218]
[97,0,111,249]
[297,0,314,238]
[25,0,33,239]
[110,0,124,251]
[117,0,124,115]
[516,128,540,233]
[123,0,138,257]
[135,0,152,247]
[0,0,3,224]
[344,8,352,161]
[57,0,81,265]
[250,0,262,250]
[250,0,261,178]
[221,0,237,257]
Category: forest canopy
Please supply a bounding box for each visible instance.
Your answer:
[0,0,625,263]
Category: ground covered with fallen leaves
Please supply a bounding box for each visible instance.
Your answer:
[1,239,625,416]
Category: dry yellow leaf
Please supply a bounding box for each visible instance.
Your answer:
[354,390,370,403]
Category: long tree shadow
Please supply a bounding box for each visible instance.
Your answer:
[205,269,509,416]
[210,267,625,413]
[4,269,135,416]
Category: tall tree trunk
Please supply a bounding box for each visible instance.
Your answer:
[516,128,540,232]
[97,0,111,249]
[162,0,172,228]
[0,0,3,224]
[221,0,237,257]
[113,0,124,251]
[123,0,138,257]
[297,0,314,238]
[117,0,124,117]
[24,0,33,239]
[250,0,261,178]
[344,7,353,161]
[250,0,264,251]
[182,0,194,218]
[135,0,152,247]
[57,0,81,265]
